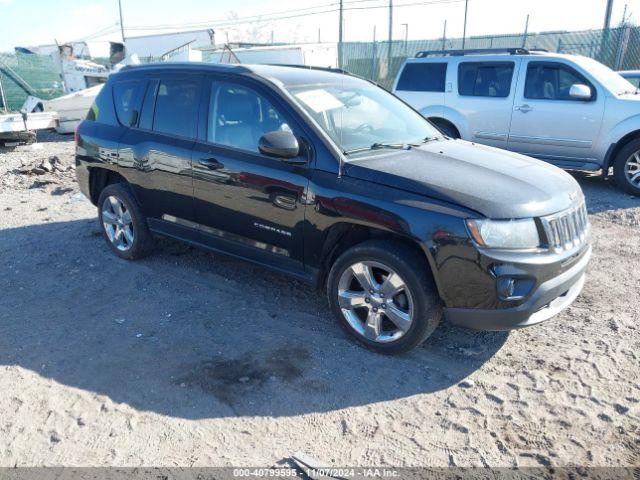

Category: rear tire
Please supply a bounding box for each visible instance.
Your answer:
[97,183,154,260]
[430,118,460,139]
[326,239,441,355]
[613,138,640,196]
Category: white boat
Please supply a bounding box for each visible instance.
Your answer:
[40,84,102,134]
[0,111,58,144]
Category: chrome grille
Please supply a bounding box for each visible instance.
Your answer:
[541,202,589,253]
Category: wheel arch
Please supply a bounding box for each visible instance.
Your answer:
[428,117,461,138]
[604,129,640,175]
[88,167,127,205]
[316,222,442,299]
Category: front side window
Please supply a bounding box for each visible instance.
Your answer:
[113,80,144,126]
[524,63,593,101]
[208,82,291,152]
[152,79,199,138]
[625,76,640,88]
[458,62,514,97]
[396,62,447,92]
[285,80,440,155]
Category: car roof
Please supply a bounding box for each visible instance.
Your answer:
[116,62,364,87]
[405,50,571,63]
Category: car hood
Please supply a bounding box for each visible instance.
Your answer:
[343,139,583,219]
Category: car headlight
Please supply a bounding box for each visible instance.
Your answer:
[466,218,541,249]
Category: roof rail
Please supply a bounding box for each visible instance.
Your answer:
[266,63,351,75]
[415,47,547,58]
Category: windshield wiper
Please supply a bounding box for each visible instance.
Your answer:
[344,142,412,155]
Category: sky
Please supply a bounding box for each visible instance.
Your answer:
[0,0,636,56]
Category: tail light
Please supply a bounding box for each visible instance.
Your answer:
[74,123,80,145]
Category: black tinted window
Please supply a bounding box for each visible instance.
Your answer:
[525,63,592,101]
[208,82,290,152]
[153,79,199,138]
[396,63,447,92]
[458,62,514,97]
[113,80,143,126]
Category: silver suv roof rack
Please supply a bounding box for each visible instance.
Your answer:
[415,48,547,58]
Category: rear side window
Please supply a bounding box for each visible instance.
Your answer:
[525,62,594,101]
[85,84,118,125]
[153,79,199,138]
[458,62,514,97]
[396,63,447,92]
[113,80,144,126]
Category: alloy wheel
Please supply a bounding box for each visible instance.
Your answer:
[337,261,414,343]
[624,151,640,187]
[101,195,134,251]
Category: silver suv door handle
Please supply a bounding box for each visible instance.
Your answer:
[515,104,533,113]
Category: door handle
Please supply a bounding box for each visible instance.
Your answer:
[515,104,533,113]
[198,158,223,170]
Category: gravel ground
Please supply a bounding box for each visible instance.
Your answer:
[0,133,638,468]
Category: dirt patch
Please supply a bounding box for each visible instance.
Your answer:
[177,347,310,406]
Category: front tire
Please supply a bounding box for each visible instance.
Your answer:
[326,239,441,354]
[97,183,154,260]
[613,138,640,196]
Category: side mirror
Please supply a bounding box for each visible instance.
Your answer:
[569,84,592,100]
[258,131,300,159]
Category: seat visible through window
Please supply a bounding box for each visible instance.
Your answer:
[209,83,291,152]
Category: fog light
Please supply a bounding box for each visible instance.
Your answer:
[496,276,535,301]
[496,277,516,300]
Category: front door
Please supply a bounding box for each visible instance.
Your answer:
[507,60,605,168]
[190,77,311,273]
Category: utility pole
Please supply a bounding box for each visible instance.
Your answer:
[603,0,614,29]
[402,23,408,54]
[338,0,344,68]
[461,0,468,49]
[371,25,377,80]
[387,0,393,75]
[600,0,614,62]
[318,28,321,43]
[522,14,529,48]
[118,0,126,43]
[442,20,447,51]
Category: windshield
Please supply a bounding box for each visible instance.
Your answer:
[285,80,441,155]
[574,56,638,95]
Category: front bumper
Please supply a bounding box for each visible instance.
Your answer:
[444,244,591,331]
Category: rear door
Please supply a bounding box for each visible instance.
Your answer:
[507,60,604,167]
[118,74,202,230]
[447,59,520,149]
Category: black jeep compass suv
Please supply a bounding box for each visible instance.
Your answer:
[76,63,591,354]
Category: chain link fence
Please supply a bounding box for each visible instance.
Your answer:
[342,26,640,89]
[0,53,64,112]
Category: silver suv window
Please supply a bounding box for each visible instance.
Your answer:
[458,62,514,98]
[396,63,447,92]
[524,62,594,101]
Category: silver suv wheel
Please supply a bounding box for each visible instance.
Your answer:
[337,260,414,343]
[624,151,640,188]
[101,195,134,252]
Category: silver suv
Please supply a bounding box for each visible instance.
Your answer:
[393,48,640,195]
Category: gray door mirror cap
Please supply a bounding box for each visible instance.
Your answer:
[569,84,592,100]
